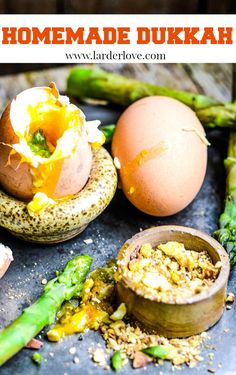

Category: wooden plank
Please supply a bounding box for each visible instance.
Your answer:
[0,64,231,116]
[5,0,57,13]
[65,0,97,13]
[65,0,199,14]
[0,0,5,13]
[98,63,200,93]
[0,63,64,76]
[1,0,234,14]
[0,66,70,113]
[207,0,235,13]
[184,64,232,102]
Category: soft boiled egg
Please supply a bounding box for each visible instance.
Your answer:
[0,83,105,213]
[112,96,208,216]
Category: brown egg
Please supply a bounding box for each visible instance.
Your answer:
[0,84,92,201]
[112,96,208,216]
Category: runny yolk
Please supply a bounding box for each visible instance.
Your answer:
[27,103,69,147]
[31,159,64,197]
[25,100,83,199]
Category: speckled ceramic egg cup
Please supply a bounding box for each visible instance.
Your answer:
[0,147,117,244]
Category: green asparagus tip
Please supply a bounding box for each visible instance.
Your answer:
[142,346,169,359]
[213,196,236,266]
[69,66,100,81]
[111,350,123,371]
[45,255,92,300]
[32,352,43,365]
[28,129,52,158]
[99,124,116,144]
[67,66,102,98]
[0,255,92,367]
[213,228,236,266]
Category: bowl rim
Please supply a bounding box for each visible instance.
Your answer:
[117,225,230,305]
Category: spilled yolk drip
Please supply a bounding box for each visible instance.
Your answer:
[31,158,64,197]
[47,304,109,342]
[47,263,116,342]
[120,141,169,177]
[27,192,56,215]
[128,186,135,195]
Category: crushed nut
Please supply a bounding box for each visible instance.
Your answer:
[122,241,220,303]
[133,351,152,368]
[69,347,76,355]
[208,368,216,373]
[226,292,235,303]
[101,319,207,368]
[91,348,107,368]
[83,239,93,245]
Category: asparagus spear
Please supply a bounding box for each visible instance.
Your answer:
[213,65,236,266]
[0,255,92,366]
[67,67,236,129]
[213,132,236,266]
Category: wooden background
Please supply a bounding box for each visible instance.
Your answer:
[0,64,232,114]
[0,0,235,14]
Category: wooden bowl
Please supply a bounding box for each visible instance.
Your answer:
[116,225,230,338]
[0,147,117,244]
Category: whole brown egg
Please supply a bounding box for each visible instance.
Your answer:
[112,96,208,216]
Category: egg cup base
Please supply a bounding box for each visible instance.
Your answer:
[8,225,88,244]
[0,147,117,245]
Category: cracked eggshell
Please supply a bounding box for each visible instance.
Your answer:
[112,96,208,216]
[0,87,92,201]
[0,244,13,279]
[0,103,33,200]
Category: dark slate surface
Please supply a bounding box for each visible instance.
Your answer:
[0,105,235,375]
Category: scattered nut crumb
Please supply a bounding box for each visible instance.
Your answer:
[91,348,107,368]
[83,239,93,245]
[101,319,207,368]
[226,305,232,310]
[26,338,43,349]
[226,292,235,303]
[133,351,152,368]
[73,356,80,364]
[41,278,47,285]
[201,332,208,339]
[207,353,215,360]
[69,347,76,355]
[208,368,216,373]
